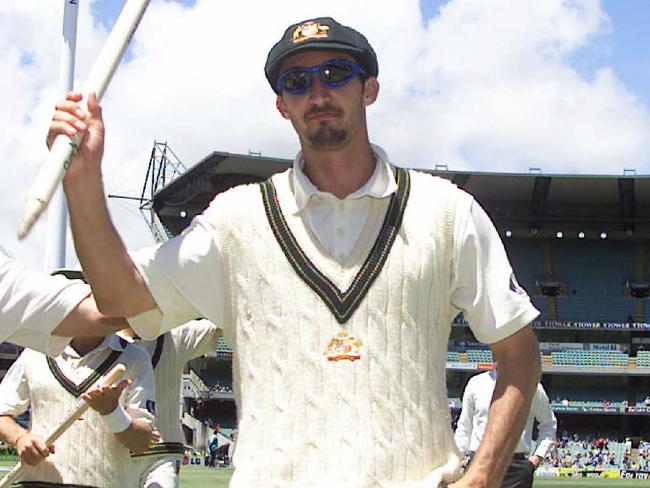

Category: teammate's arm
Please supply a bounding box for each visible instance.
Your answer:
[1,258,120,352]
[81,379,157,455]
[0,355,54,466]
[0,416,54,466]
[115,419,160,455]
[529,386,557,468]
[53,295,128,337]
[48,92,157,318]
[450,325,540,488]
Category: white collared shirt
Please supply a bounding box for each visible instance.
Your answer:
[290,144,397,260]
[454,370,557,458]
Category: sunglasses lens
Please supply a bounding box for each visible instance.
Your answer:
[323,63,354,84]
[280,71,310,93]
[276,60,364,94]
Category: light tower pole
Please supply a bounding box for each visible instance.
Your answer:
[44,0,79,272]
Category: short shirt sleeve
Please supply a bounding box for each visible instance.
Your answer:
[450,194,539,344]
[128,216,227,340]
[0,350,32,416]
[0,257,89,355]
[173,319,223,363]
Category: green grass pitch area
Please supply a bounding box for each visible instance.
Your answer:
[534,480,648,487]
[175,470,650,488]
[179,465,233,487]
[175,468,650,487]
[0,460,235,487]
[3,462,649,487]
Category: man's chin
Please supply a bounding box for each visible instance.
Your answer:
[308,143,346,152]
[305,125,348,150]
[307,136,349,151]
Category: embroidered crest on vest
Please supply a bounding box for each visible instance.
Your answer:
[325,331,363,362]
[260,167,410,324]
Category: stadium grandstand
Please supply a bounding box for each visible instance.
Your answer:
[3,147,650,479]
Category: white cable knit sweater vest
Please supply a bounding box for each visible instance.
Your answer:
[17,351,133,487]
[212,169,462,487]
[130,333,184,480]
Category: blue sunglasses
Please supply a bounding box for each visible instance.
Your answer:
[276,59,366,95]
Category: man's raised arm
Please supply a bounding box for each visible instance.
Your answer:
[48,91,157,317]
[451,325,540,488]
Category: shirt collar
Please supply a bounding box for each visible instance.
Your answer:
[291,143,398,214]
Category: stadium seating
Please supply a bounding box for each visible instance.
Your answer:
[505,239,642,322]
[504,239,546,294]
[446,351,461,362]
[637,350,650,367]
[550,349,629,367]
[505,239,549,318]
[215,337,233,357]
[555,441,627,468]
[550,383,628,407]
[551,240,636,322]
[466,349,493,363]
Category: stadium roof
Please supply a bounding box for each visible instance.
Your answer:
[153,151,650,239]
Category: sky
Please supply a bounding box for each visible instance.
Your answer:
[1,0,650,270]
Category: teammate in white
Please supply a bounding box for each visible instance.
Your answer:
[0,334,157,486]
[0,254,127,355]
[123,319,222,488]
[454,368,557,488]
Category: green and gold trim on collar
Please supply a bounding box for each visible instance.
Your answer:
[151,334,165,369]
[260,167,410,324]
[130,442,185,458]
[47,350,123,398]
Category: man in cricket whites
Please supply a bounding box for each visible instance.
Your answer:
[0,330,157,486]
[49,16,540,488]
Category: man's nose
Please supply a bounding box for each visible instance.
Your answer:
[308,74,331,101]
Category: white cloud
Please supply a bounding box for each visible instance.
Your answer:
[1,0,649,269]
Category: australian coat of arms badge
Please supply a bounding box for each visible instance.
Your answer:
[325,331,363,362]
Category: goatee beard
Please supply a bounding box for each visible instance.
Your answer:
[308,124,348,150]
[304,104,347,150]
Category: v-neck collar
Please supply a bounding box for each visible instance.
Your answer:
[47,341,125,398]
[150,334,165,369]
[260,167,410,324]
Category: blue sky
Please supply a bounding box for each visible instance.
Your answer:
[2,0,650,267]
[94,0,650,106]
[574,0,650,105]
[418,0,650,105]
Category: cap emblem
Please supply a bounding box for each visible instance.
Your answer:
[292,21,330,44]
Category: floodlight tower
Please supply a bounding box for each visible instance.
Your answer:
[108,141,186,243]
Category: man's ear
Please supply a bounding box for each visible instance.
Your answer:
[276,95,290,119]
[362,77,380,106]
